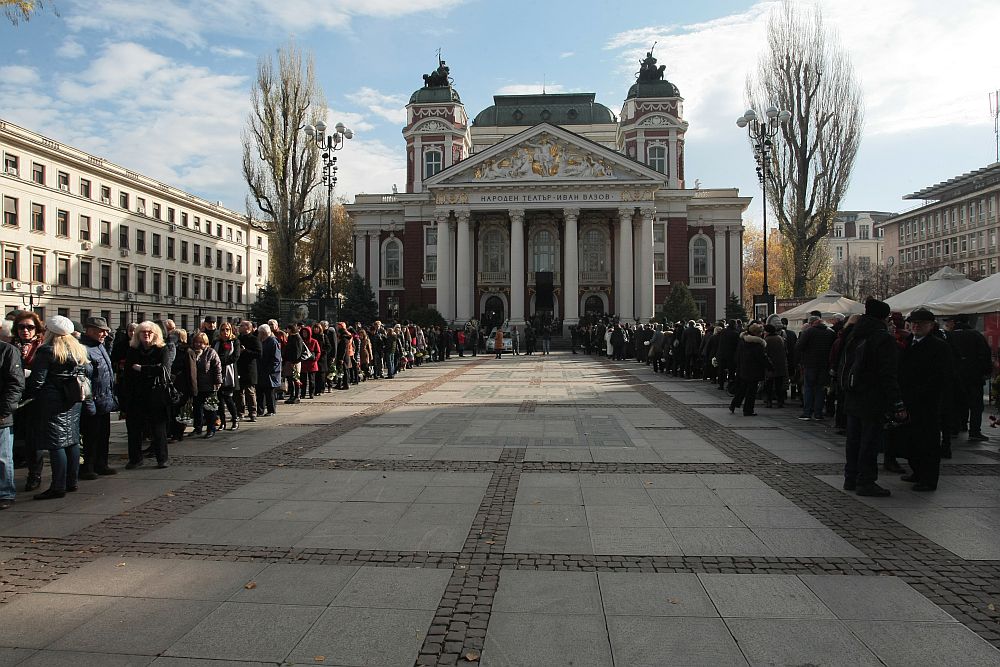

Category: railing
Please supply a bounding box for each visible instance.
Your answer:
[422,273,436,283]
[353,193,398,204]
[527,271,560,286]
[478,271,509,284]
[690,275,712,286]
[381,277,402,288]
[654,271,666,281]
[580,271,610,284]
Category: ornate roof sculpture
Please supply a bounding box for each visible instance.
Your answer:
[409,56,462,104]
[626,43,680,100]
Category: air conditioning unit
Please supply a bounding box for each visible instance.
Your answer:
[168,224,177,232]
[38,284,52,294]
[101,196,111,205]
[137,206,145,215]
[120,249,130,257]
[6,281,23,291]
[59,183,69,192]
[124,291,136,301]
[80,241,93,251]
[5,166,18,176]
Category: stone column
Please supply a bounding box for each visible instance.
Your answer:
[563,208,580,330]
[455,210,472,323]
[667,130,679,189]
[617,207,635,320]
[354,232,367,279]
[368,230,380,305]
[509,208,525,326]
[728,225,742,305]
[639,207,655,320]
[714,226,727,320]
[434,211,453,321]
[632,217,642,319]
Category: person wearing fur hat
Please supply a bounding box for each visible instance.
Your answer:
[729,323,770,416]
[22,316,91,500]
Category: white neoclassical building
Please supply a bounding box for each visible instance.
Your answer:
[1,118,269,330]
[346,53,750,331]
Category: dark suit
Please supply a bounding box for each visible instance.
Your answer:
[898,334,950,488]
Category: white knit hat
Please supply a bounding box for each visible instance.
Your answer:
[46,315,74,336]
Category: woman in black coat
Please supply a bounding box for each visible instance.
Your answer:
[23,316,91,499]
[237,321,261,421]
[121,321,171,468]
[730,323,769,417]
[256,324,282,417]
[212,322,242,430]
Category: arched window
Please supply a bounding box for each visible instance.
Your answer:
[580,228,607,273]
[647,145,667,174]
[482,228,505,273]
[691,236,710,276]
[424,150,442,178]
[383,239,402,279]
[532,229,556,272]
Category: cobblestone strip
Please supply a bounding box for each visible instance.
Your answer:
[416,447,525,666]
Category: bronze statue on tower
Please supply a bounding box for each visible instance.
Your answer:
[637,43,666,83]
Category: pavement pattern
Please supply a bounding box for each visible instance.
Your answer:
[1,352,1000,665]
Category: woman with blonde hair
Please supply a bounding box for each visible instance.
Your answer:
[212,321,241,430]
[121,321,171,468]
[22,316,90,500]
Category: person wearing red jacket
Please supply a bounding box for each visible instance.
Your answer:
[299,326,321,399]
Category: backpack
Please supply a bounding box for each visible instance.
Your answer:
[841,336,869,393]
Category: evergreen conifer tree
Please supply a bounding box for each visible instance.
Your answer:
[662,283,701,323]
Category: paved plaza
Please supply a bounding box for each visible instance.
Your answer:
[1,353,1000,665]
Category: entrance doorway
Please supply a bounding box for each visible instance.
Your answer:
[482,295,505,331]
[584,294,604,319]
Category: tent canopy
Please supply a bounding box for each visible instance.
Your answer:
[924,272,1000,316]
[777,291,864,322]
[884,266,974,315]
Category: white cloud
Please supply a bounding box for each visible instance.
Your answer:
[210,45,253,59]
[332,138,406,203]
[605,0,998,139]
[0,65,40,86]
[346,87,407,125]
[55,39,86,59]
[496,83,568,95]
[326,109,375,134]
[63,0,468,46]
[559,51,575,59]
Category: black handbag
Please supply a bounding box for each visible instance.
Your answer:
[157,367,183,406]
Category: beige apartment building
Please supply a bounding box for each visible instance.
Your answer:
[822,211,892,288]
[1,118,269,331]
[878,163,1000,289]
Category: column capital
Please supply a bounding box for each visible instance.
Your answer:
[617,206,636,221]
[563,208,580,221]
[433,209,450,224]
[508,208,525,224]
[639,206,656,219]
[455,209,470,224]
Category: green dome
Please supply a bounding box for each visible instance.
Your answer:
[408,86,462,105]
[473,93,615,127]
[626,80,680,100]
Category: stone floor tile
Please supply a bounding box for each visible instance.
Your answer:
[590,527,682,556]
[163,603,323,663]
[635,473,708,488]
[726,618,882,666]
[713,487,795,507]
[228,564,359,606]
[848,620,1000,666]
[0,593,118,649]
[671,527,773,557]
[752,528,867,558]
[287,606,433,667]
[482,613,613,667]
[646,487,726,507]
[253,500,339,522]
[514,486,585,505]
[729,505,826,529]
[186,498,277,520]
[599,572,717,617]
[699,574,835,619]
[505,525,593,554]
[698,474,769,489]
[48,598,219,655]
[585,504,666,528]
[0,648,34,666]
[40,556,178,597]
[581,486,653,506]
[799,575,956,621]
[493,570,601,615]
[17,651,154,666]
[511,504,588,526]
[607,616,748,667]
[412,485,487,504]
[332,567,452,610]
[656,505,742,527]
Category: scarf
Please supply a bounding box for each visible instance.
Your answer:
[188,347,204,393]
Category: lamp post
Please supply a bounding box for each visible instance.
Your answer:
[737,105,790,317]
[303,120,352,304]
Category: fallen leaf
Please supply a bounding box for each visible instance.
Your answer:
[668,597,680,605]
[485,540,496,545]
[313,656,326,662]
[165,492,176,497]
[463,649,480,661]
[244,581,257,589]
[116,562,126,568]
[989,603,996,611]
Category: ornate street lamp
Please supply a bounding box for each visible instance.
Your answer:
[303,120,352,301]
[737,105,790,317]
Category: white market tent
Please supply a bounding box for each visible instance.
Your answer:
[924,272,1000,316]
[777,291,864,322]
[885,266,974,315]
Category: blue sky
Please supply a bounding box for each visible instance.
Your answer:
[2,0,997,226]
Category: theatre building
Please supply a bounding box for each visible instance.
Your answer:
[346,53,750,332]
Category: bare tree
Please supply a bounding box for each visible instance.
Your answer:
[747,1,863,297]
[243,42,332,298]
[831,256,893,301]
[2,0,54,24]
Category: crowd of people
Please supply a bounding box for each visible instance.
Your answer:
[0,312,497,510]
[578,301,993,497]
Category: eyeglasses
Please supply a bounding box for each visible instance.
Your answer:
[16,324,35,331]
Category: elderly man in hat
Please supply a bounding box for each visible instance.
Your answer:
[79,317,118,479]
[842,298,907,497]
[895,309,950,491]
[201,316,219,345]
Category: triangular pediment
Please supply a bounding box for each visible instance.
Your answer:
[425,123,666,187]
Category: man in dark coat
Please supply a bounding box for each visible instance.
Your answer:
[681,321,702,378]
[796,315,836,420]
[842,298,907,497]
[944,315,993,442]
[898,309,950,491]
[716,320,741,390]
[730,323,769,416]
[79,317,118,479]
[0,338,25,510]
[237,321,261,421]
[201,316,219,345]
